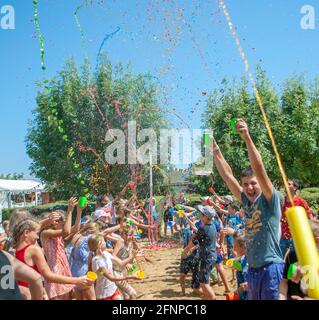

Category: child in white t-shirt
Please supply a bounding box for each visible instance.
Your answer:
[88,235,140,300]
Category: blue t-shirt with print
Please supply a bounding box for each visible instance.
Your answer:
[192,223,217,262]
[226,213,239,229]
[241,187,283,268]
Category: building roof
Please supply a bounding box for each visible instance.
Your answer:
[0,179,45,193]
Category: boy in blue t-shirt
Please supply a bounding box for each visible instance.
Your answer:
[179,221,200,296]
[182,205,217,300]
[213,119,284,300]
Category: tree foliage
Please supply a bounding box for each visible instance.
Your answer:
[0,173,24,180]
[26,57,168,199]
[190,68,319,195]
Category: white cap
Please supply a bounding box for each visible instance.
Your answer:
[94,207,111,220]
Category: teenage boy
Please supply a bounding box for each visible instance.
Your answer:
[213,118,284,300]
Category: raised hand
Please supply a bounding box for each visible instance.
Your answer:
[68,197,78,209]
[235,118,250,141]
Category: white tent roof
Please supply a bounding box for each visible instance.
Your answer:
[0,179,45,193]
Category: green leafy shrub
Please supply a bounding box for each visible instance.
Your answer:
[299,188,319,212]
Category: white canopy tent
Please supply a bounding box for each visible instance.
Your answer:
[0,179,46,209]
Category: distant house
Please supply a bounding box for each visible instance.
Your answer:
[0,179,46,208]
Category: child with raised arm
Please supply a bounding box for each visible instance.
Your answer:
[40,197,84,299]
[69,222,100,300]
[88,234,141,300]
[212,119,284,300]
[112,230,139,300]
[10,211,93,300]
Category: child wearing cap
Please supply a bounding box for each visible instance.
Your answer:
[182,205,217,300]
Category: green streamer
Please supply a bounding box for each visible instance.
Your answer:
[32,0,46,71]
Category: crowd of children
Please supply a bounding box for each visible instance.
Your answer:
[1,119,319,300]
[0,195,159,300]
[158,118,319,300]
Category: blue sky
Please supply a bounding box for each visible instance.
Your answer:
[0,0,318,178]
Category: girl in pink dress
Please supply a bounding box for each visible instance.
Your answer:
[40,197,82,300]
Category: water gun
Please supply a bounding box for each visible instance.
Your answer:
[229,118,240,135]
[86,271,98,281]
[178,210,185,218]
[226,259,242,272]
[127,264,138,275]
[136,270,145,279]
[286,206,319,299]
[127,260,145,279]
[287,263,298,281]
[135,232,141,239]
[134,229,143,239]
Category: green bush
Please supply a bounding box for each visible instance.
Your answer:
[186,194,201,207]
[1,201,68,221]
[298,188,319,212]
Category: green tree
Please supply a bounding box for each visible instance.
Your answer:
[26,57,168,198]
[279,76,319,186]
[192,68,316,195]
[0,173,24,180]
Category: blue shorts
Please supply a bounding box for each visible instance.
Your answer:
[247,262,284,300]
[198,257,215,284]
[180,254,200,289]
[180,256,193,274]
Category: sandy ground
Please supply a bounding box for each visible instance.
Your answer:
[132,238,238,300]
